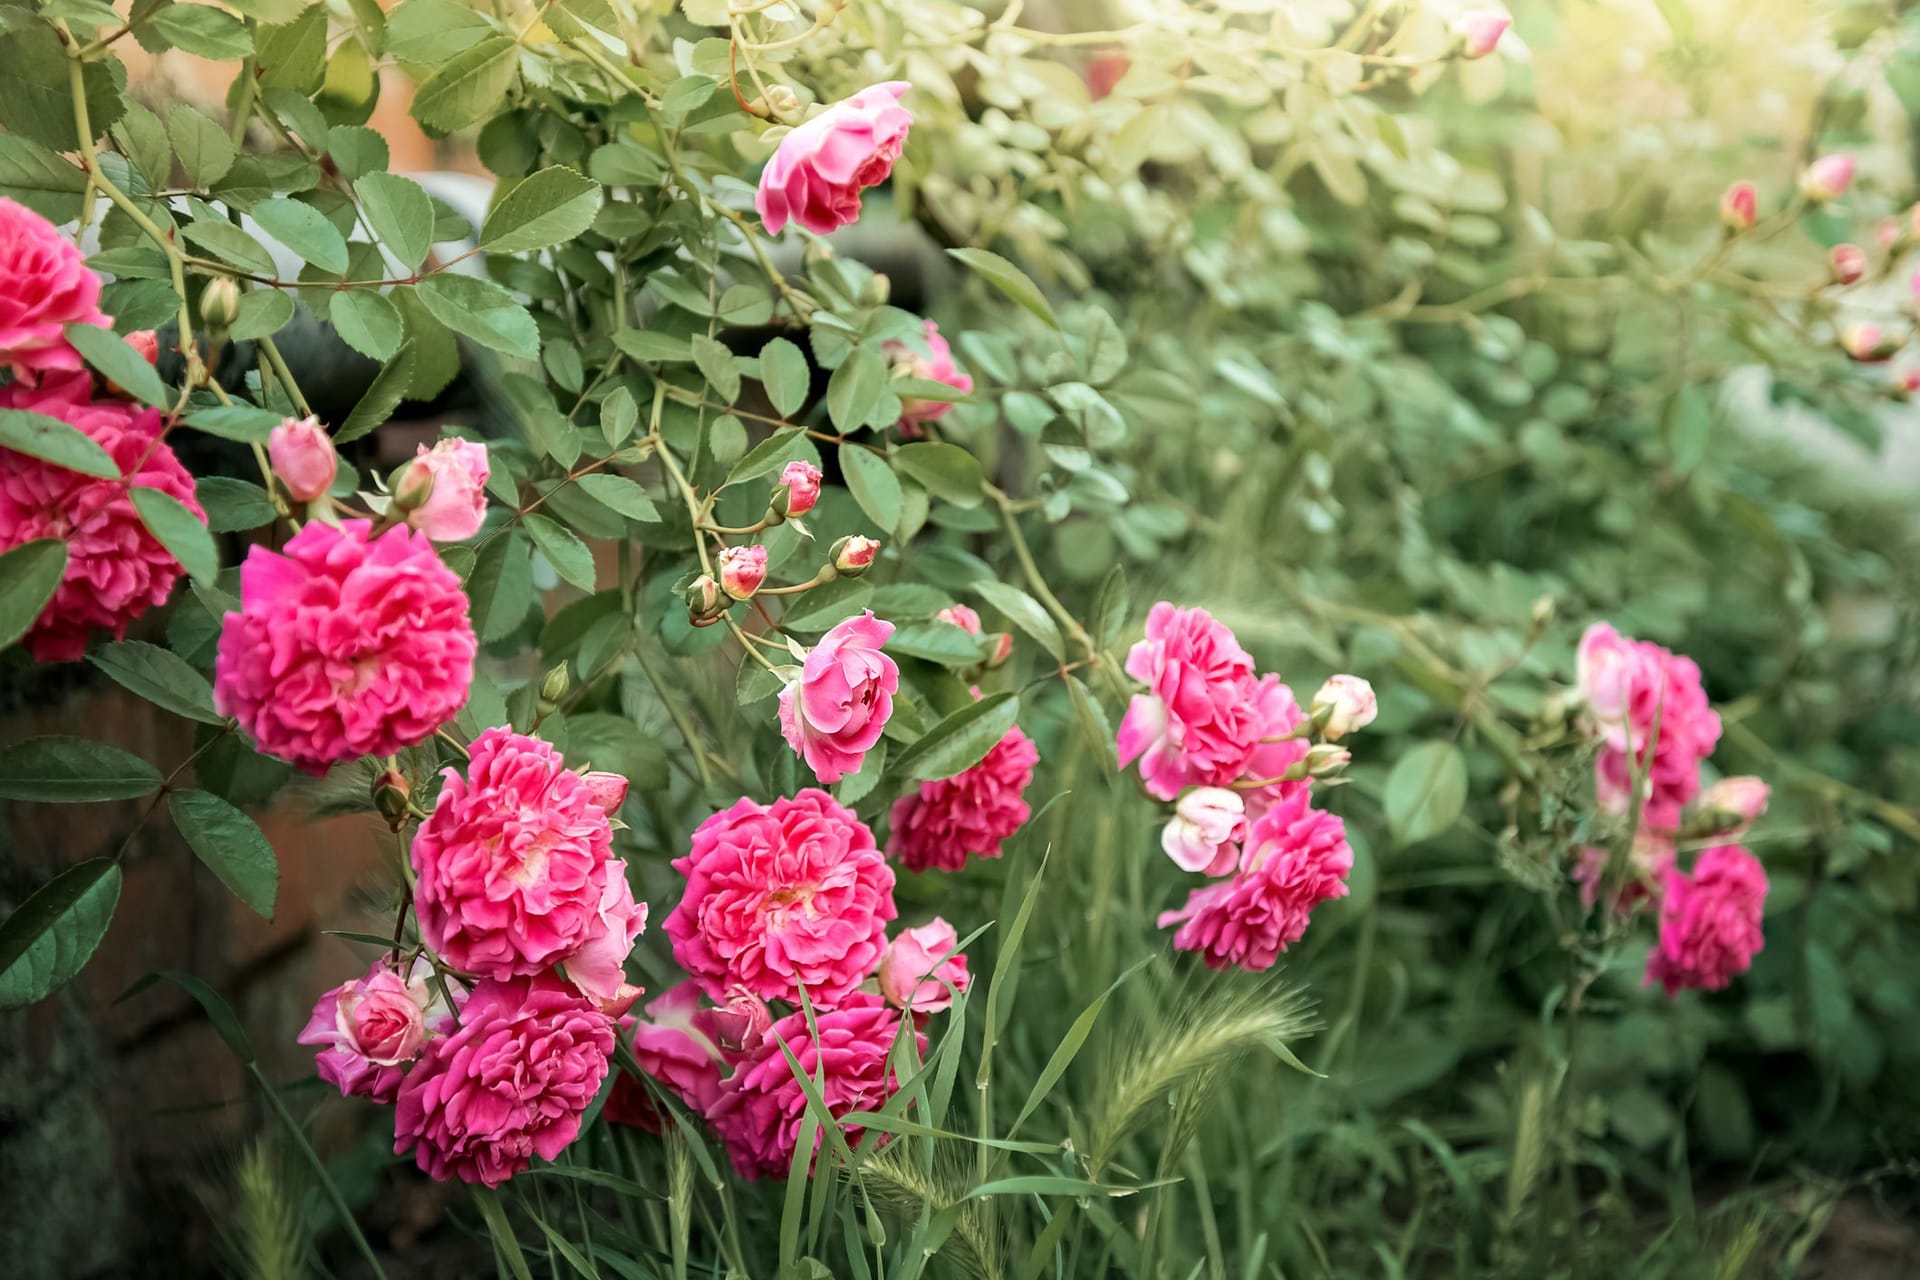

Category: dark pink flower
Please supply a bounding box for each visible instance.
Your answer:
[778,461,822,517]
[666,789,896,1008]
[298,959,442,1104]
[0,197,110,379]
[884,319,973,433]
[1578,623,1721,833]
[887,715,1038,873]
[1644,845,1768,996]
[756,83,913,236]
[877,918,970,1013]
[605,982,727,1133]
[0,372,201,661]
[778,611,898,783]
[1117,603,1287,800]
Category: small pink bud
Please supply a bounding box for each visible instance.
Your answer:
[1453,8,1510,59]
[1878,219,1903,252]
[1719,181,1757,231]
[686,573,727,625]
[985,631,1014,668]
[581,770,629,814]
[1895,367,1920,397]
[1311,675,1377,739]
[1841,322,1900,363]
[127,330,159,365]
[268,415,337,502]
[935,604,982,634]
[773,460,822,518]
[1830,243,1867,285]
[401,439,490,542]
[717,543,768,600]
[1799,154,1856,202]
[709,988,772,1053]
[831,534,881,576]
[1305,743,1352,776]
[877,919,970,1013]
[1696,775,1770,838]
[1160,787,1245,876]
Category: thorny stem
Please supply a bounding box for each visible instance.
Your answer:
[986,484,1097,657]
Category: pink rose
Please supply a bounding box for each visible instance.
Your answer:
[1310,674,1376,739]
[883,319,973,433]
[778,460,822,517]
[1571,829,1674,915]
[877,918,970,1013]
[1577,623,1721,834]
[1117,602,1283,800]
[778,610,898,783]
[399,438,490,541]
[1454,8,1510,58]
[1720,181,1757,231]
[1696,775,1770,838]
[665,788,897,1008]
[718,543,767,599]
[704,994,921,1179]
[267,415,337,502]
[605,982,727,1133]
[755,82,913,236]
[213,520,474,773]
[0,372,202,662]
[298,960,440,1103]
[935,604,981,633]
[1644,845,1768,996]
[708,986,773,1054]
[412,726,620,979]
[394,974,616,1186]
[1830,243,1867,285]
[0,198,111,379]
[580,769,629,813]
[831,534,882,575]
[1160,787,1246,877]
[560,863,648,1015]
[887,711,1038,873]
[1800,153,1856,202]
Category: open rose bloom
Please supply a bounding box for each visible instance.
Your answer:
[756,82,913,236]
[0,197,110,378]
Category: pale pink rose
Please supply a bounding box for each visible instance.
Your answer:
[560,863,648,1014]
[126,330,159,364]
[1800,154,1856,202]
[1576,622,1652,735]
[1830,243,1867,285]
[267,415,337,502]
[888,695,1038,872]
[1311,674,1376,739]
[1880,219,1903,252]
[412,726,619,980]
[704,994,921,1179]
[936,604,982,633]
[1453,8,1510,58]
[1696,775,1770,837]
[1578,623,1722,834]
[1719,181,1757,231]
[298,960,438,1103]
[213,520,474,773]
[778,611,898,782]
[832,534,882,574]
[0,198,110,379]
[878,918,970,1013]
[883,319,973,433]
[1160,787,1246,877]
[718,544,767,599]
[666,788,896,1007]
[755,82,913,236]
[394,974,616,1186]
[1117,602,1283,801]
[605,981,727,1133]
[1086,50,1130,100]
[1645,845,1768,996]
[1841,323,1897,363]
[1158,790,1351,971]
[400,438,490,541]
[778,460,823,517]
[0,372,202,662]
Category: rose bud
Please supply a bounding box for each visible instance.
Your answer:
[1160,787,1246,877]
[1311,675,1377,740]
[1830,243,1867,285]
[771,460,822,519]
[1719,181,1758,232]
[398,439,490,542]
[709,988,772,1054]
[1799,153,1856,203]
[371,769,412,831]
[1878,219,1904,252]
[1453,8,1511,59]
[1841,322,1901,363]
[877,919,970,1014]
[127,330,160,364]
[390,456,436,513]
[1696,775,1770,838]
[539,662,570,705]
[1895,367,1920,397]
[199,276,242,332]
[985,631,1014,668]
[1305,743,1353,776]
[581,770,629,814]
[718,543,768,600]
[830,534,881,576]
[267,415,337,503]
[686,573,727,626]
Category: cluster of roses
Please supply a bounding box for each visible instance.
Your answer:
[1572,623,1770,996]
[1116,603,1373,971]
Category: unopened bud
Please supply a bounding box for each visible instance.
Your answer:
[268,416,337,503]
[1719,181,1757,232]
[1842,322,1901,363]
[1305,743,1353,776]
[710,987,773,1054]
[539,662,570,705]
[984,631,1013,668]
[581,770,629,814]
[1878,218,1904,252]
[1830,243,1867,285]
[1310,675,1377,740]
[372,769,411,830]
[1799,153,1856,203]
[718,543,767,600]
[753,84,800,118]
[830,534,880,577]
[1530,595,1556,627]
[770,460,822,520]
[391,457,436,511]
[1895,367,1920,398]
[127,330,160,365]
[686,573,728,626]
[1452,8,1510,59]
[861,273,891,307]
[199,277,242,333]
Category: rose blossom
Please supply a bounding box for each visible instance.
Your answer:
[1830,243,1867,285]
[778,611,898,782]
[298,959,441,1103]
[778,460,822,517]
[1695,775,1770,838]
[1160,787,1246,877]
[398,438,490,541]
[267,415,337,502]
[412,727,622,979]
[936,604,982,633]
[709,987,773,1054]
[884,319,973,434]
[560,865,648,1014]
[1454,8,1510,59]
[704,994,921,1179]
[1576,623,1721,833]
[1799,153,1856,202]
[0,197,110,379]
[832,534,881,575]
[605,982,727,1133]
[877,918,970,1013]
[887,699,1038,872]
[394,974,615,1186]
[0,372,202,662]
[1644,845,1768,996]
[755,82,913,236]
[1311,674,1377,739]
[213,519,474,773]
[1158,789,1351,971]
[666,788,896,1007]
[1719,181,1757,231]
[1571,829,1675,915]
[718,544,767,599]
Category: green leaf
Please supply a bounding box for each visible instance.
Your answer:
[132,488,217,585]
[412,36,520,133]
[330,289,405,361]
[325,124,388,181]
[0,736,162,802]
[151,5,254,59]
[891,693,1021,782]
[946,248,1059,329]
[575,473,660,521]
[335,341,416,444]
[826,345,886,432]
[972,580,1063,660]
[468,532,534,642]
[64,323,170,408]
[386,0,496,63]
[88,641,224,725]
[885,621,987,666]
[0,133,87,222]
[895,441,984,508]
[118,969,254,1063]
[1091,564,1130,648]
[0,539,66,651]
[1384,740,1469,846]
[197,477,277,532]
[0,860,121,1010]
[691,333,741,402]
[0,26,125,152]
[724,427,807,486]
[524,513,596,592]
[779,578,871,632]
[566,713,668,792]
[230,289,294,341]
[480,165,601,253]
[169,791,279,918]
[611,329,692,363]
[839,442,902,534]
[415,275,540,359]
[250,197,348,273]
[759,336,810,417]
[183,404,282,443]
[0,409,119,478]
[256,4,328,94]
[355,171,435,272]
[181,213,277,277]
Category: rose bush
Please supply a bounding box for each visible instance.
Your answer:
[0,1,1916,1277]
